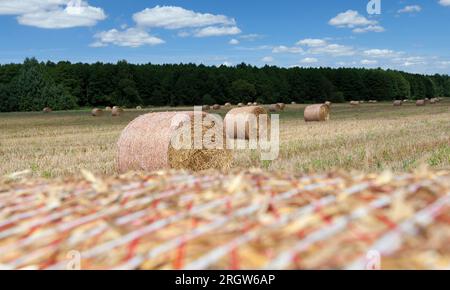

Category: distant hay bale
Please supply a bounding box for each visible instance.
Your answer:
[430,98,437,104]
[117,112,232,173]
[304,104,330,122]
[291,101,297,105]
[224,102,232,107]
[43,107,52,113]
[136,106,142,110]
[105,106,112,111]
[393,100,403,106]
[212,104,221,110]
[253,102,258,106]
[224,106,269,140]
[268,104,281,112]
[324,101,332,108]
[403,99,409,103]
[359,100,365,104]
[277,103,286,111]
[202,105,211,111]
[112,107,124,117]
[91,108,103,117]
[237,103,244,107]
[350,101,360,106]
[425,98,430,104]
[247,102,253,106]
[368,100,377,104]
[416,100,426,106]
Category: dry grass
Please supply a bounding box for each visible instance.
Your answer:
[0,100,449,177]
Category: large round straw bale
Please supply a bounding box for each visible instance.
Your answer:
[136,106,142,110]
[105,106,112,111]
[202,105,210,111]
[304,104,330,122]
[430,98,437,104]
[247,102,253,106]
[43,107,52,113]
[91,108,103,117]
[324,101,332,108]
[212,104,221,110]
[393,100,403,106]
[237,103,244,107]
[224,102,232,107]
[277,103,286,111]
[112,106,124,117]
[224,106,269,140]
[416,100,426,106]
[291,101,297,105]
[350,101,360,106]
[253,102,258,106]
[268,104,281,112]
[117,112,232,173]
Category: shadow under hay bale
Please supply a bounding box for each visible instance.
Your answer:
[224,106,269,140]
[304,104,330,122]
[117,112,232,173]
[91,108,103,117]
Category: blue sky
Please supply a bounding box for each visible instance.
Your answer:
[1,0,450,74]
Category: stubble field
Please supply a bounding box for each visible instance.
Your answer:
[0,100,449,178]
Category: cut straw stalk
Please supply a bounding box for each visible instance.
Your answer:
[304,104,330,122]
[117,112,232,173]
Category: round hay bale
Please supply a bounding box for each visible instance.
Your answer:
[350,101,360,106]
[416,100,426,106]
[291,101,297,105]
[105,106,112,111]
[368,100,377,104]
[393,100,403,106]
[430,99,437,104]
[247,102,253,106]
[424,98,430,104]
[112,107,124,117]
[324,101,332,108]
[202,105,211,111]
[277,103,286,111]
[224,102,232,107]
[268,104,281,112]
[136,106,142,110]
[253,102,258,106]
[212,104,221,110]
[304,104,330,122]
[403,99,409,103]
[43,107,52,113]
[237,103,244,107]
[224,106,269,140]
[91,108,103,117]
[117,112,232,173]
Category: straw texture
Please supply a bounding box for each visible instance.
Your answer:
[304,104,330,122]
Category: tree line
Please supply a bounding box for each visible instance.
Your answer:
[0,58,449,112]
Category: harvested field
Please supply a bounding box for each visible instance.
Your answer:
[0,100,449,177]
[0,169,448,270]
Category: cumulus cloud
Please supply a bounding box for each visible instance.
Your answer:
[0,0,106,29]
[261,56,274,63]
[91,28,164,48]
[272,45,303,54]
[133,6,236,29]
[309,44,355,56]
[361,59,378,65]
[194,26,241,37]
[363,49,402,58]
[439,0,450,6]
[398,5,422,13]
[300,57,318,64]
[329,10,384,34]
[229,39,239,45]
[296,38,327,47]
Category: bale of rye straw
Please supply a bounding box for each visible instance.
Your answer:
[91,108,103,117]
[325,101,332,107]
[117,112,232,173]
[291,101,297,105]
[304,104,330,122]
[136,106,142,110]
[247,102,253,106]
[268,104,281,112]
[237,103,244,107]
[224,106,269,140]
[202,105,210,111]
[393,100,403,106]
[277,103,286,111]
[253,102,258,106]
[430,98,437,104]
[224,102,232,107]
[212,104,221,110]
[43,107,52,113]
[416,100,426,106]
[112,107,124,117]
[105,106,112,111]
[350,101,360,106]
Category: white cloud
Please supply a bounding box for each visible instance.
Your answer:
[261,56,274,63]
[296,38,327,47]
[194,26,241,37]
[300,57,318,64]
[229,38,239,45]
[363,49,403,58]
[272,45,303,54]
[91,28,164,48]
[393,56,427,67]
[398,5,422,13]
[329,10,384,34]
[439,0,450,6]
[361,59,378,65]
[133,6,236,29]
[309,44,355,56]
[239,34,263,41]
[353,25,385,33]
[1,0,106,29]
